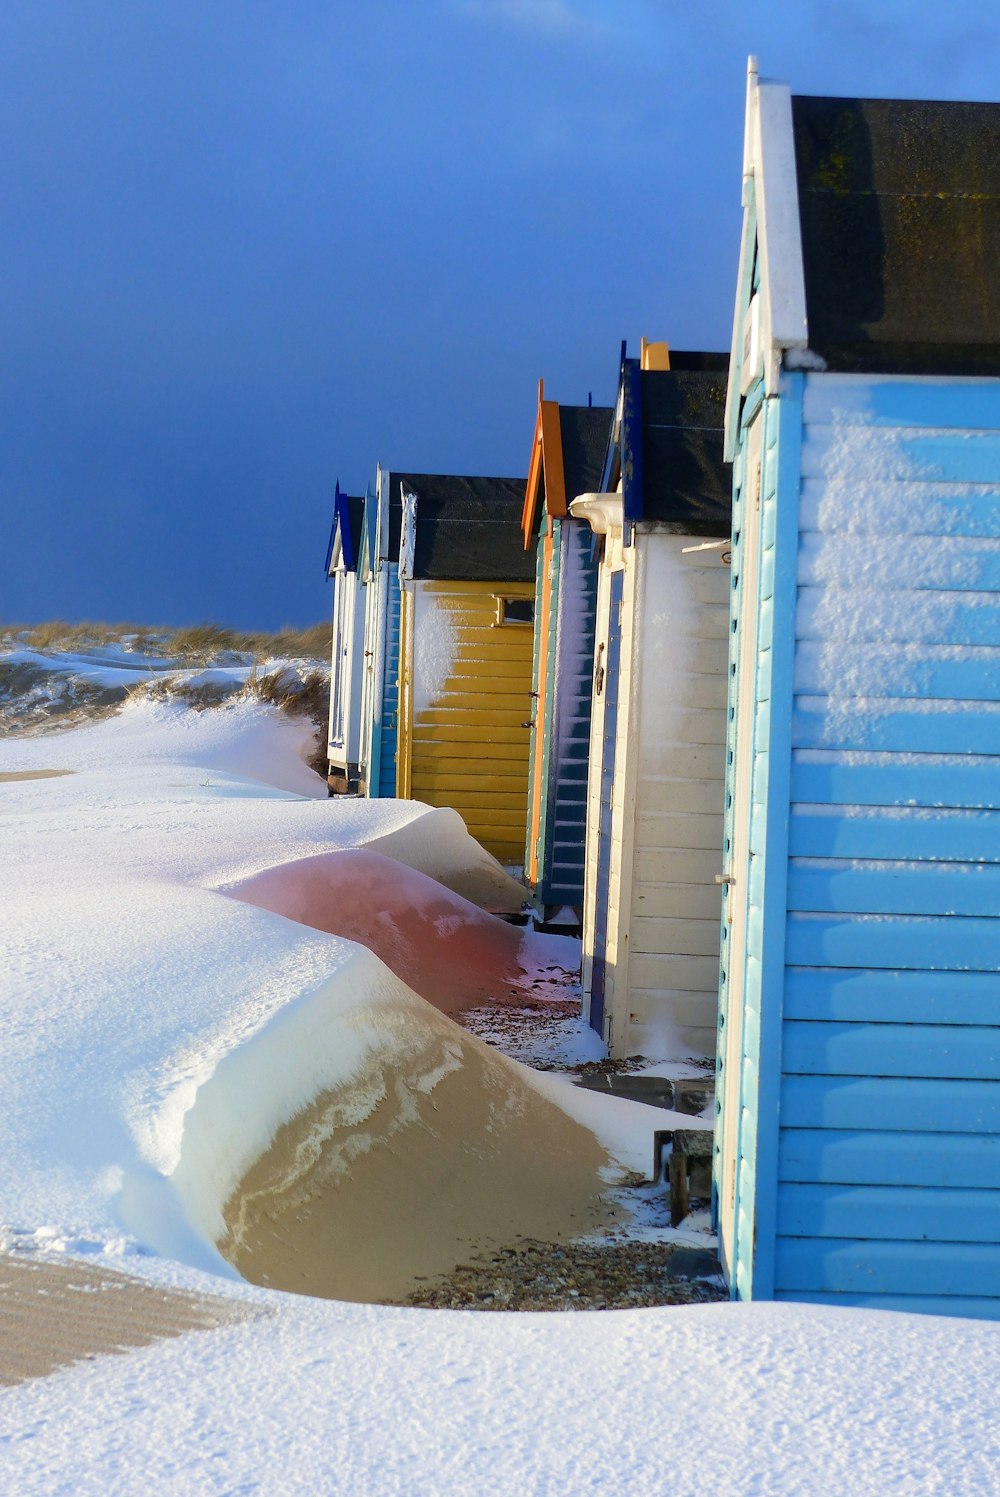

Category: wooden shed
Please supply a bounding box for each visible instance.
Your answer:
[521,383,613,924]
[357,467,403,799]
[715,63,1000,1317]
[395,474,535,864]
[324,482,367,793]
[570,347,731,1060]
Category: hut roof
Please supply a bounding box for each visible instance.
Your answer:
[324,488,365,575]
[396,474,534,582]
[792,94,1000,374]
[559,405,614,512]
[638,366,731,536]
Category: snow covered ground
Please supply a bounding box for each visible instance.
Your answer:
[2,679,999,1493]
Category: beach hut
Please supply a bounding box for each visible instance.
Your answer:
[715,63,1000,1316]
[324,482,367,792]
[357,467,403,798]
[521,383,613,925]
[395,474,535,865]
[569,347,731,1060]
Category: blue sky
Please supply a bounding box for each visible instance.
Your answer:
[3,1,998,630]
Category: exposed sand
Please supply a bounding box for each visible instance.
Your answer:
[219,1009,616,1304]
[0,769,74,782]
[0,1255,248,1387]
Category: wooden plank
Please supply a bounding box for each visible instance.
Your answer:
[775,1236,1000,1297]
[785,912,1000,971]
[416,689,531,711]
[634,810,725,852]
[802,375,1000,431]
[412,791,528,818]
[790,749,1000,810]
[407,724,530,745]
[788,805,1000,862]
[793,642,1000,703]
[633,881,724,920]
[413,707,532,729]
[411,744,530,766]
[784,966,1000,1025]
[797,532,1000,592]
[630,916,722,958]
[800,422,1000,484]
[782,1020,1000,1080]
[793,695,1000,755]
[777,1181,1000,1242]
[445,656,534,679]
[787,858,1000,917]
[780,1074,1000,1133]
[796,585,1000,648]
[628,953,720,991]
[634,847,723,885]
[626,988,719,1025]
[410,771,528,794]
[778,1127,1000,1189]
[773,1290,1000,1319]
[799,477,1000,540]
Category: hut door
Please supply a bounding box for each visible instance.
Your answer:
[718,413,763,1272]
[588,565,625,1041]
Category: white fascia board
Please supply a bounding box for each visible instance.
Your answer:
[398,486,417,582]
[375,464,390,564]
[754,76,809,393]
[568,492,623,537]
[725,60,761,459]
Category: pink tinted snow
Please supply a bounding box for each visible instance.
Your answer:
[226,847,560,1013]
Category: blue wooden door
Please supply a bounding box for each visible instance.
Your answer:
[589,566,624,1038]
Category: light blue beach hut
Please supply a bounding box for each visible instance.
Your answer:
[715,62,1000,1317]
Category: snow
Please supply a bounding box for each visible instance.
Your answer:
[2,680,999,1493]
[2,1297,1000,1495]
[412,586,458,715]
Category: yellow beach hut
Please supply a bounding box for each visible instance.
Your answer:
[395,474,535,866]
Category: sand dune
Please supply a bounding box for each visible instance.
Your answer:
[219,1001,614,1304]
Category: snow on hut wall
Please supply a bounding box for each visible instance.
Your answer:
[584,529,728,1059]
[623,536,729,1058]
[398,579,535,865]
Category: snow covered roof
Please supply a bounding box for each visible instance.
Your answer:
[394,474,535,581]
[792,94,1000,374]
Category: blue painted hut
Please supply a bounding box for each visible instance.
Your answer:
[570,346,731,1059]
[715,62,1000,1317]
[324,482,366,793]
[520,383,612,925]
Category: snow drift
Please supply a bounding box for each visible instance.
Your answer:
[225,846,574,1013]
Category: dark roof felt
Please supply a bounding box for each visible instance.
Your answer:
[792,94,1000,374]
[396,474,534,581]
[558,405,614,509]
[346,497,364,564]
[640,368,731,536]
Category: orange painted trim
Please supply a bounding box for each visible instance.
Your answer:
[526,523,555,883]
[539,399,567,517]
[521,379,545,550]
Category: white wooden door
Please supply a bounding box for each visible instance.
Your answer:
[718,412,763,1275]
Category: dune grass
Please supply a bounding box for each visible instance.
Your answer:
[2,620,333,663]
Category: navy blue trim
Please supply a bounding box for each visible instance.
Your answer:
[621,358,644,536]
